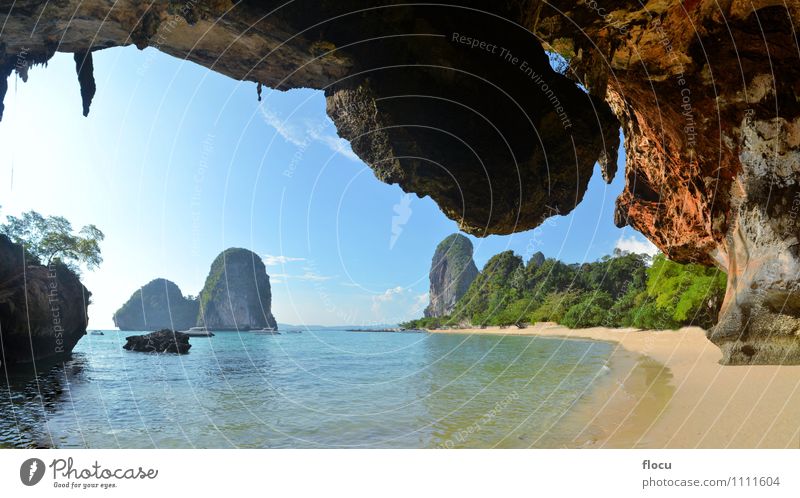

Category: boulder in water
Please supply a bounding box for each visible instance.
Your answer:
[123,329,191,354]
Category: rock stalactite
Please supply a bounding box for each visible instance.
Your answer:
[74,51,96,117]
[1,1,799,363]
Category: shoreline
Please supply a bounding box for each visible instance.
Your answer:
[429,323,800,448]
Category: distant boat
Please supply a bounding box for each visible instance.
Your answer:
[181,326,215,337]
[253,327,280,335]
[89,330,104,336]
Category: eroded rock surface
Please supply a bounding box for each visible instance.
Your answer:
[2,1,800,362]
[123,329,191,354]
[535,1,800,364]
[0,235,90,367]
[424,234,479,318]
[0,0,618,236]
[197,248,277,330]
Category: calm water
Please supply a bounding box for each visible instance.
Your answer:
[0,330,614,448]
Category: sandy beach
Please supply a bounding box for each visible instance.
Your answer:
[429,323,800,448]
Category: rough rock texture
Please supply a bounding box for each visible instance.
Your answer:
[123,329,191,354]
[0,0,618,237]
[2,1,800,362]
[0,235,90,367]
[534,1,800,364]
[528,251,545,268]
[424,234,479,317]
[197,248,277,330]
[113,278,199,331]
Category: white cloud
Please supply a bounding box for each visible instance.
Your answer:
[390,193,413,249]
[374,286,407,303]
[413,292,429,311]
[258,101,360,161]
[298,271,334,281]
[307,125,361,162]
[615,234,659,257]
[371,286,405,314]
[258,105,307,147]
[270,271,334,282]
[263,254,306,266]
[368,286,432,324]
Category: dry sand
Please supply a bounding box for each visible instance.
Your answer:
[429,323,800,448]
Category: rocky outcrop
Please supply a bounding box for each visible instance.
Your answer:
[113,278,199,331]
[528,251,545,268]
[533,1,800,364]
[2,2,800,362]
[123,329,190,354]
[452,251,526,322]
[424,234,479,317]
[197,248,277,330]
[0,1,617,237]
[0,235,90,367]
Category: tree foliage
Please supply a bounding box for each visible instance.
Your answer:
[1,209,104,273]
[405,246,727,331]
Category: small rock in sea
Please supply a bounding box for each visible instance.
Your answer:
[123,329,191,354]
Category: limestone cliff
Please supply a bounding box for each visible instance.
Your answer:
[113,278,198,331]
[533,1,800,364]
[2,1,800,363]
[0,235,89,368]
[424,234,479,318]
[197,248,277,330]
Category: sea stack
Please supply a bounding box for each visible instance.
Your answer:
[424,234,479,318]
[0,235,90,367]
[113,278,199,331]
[197,248,277,330]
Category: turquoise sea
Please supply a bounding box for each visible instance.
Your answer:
[0,329,615,448]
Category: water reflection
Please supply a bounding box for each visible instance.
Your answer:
[0,331,617,448]
[0,353,88,447]
[421,334,615,448]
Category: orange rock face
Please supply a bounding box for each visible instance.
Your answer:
[538,1,800,363]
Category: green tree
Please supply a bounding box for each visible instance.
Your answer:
[1,210,104,272]
[407,242,727,331]
[561,291,615,328]
[528,290,583,323]
[638,254,726,329]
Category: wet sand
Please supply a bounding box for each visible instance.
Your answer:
[429,323,800,448]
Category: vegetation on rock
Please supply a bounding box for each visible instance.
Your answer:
[402,249,726,331]
[113,279,199,331]
[0,209,101,366]
[197,248,277,330]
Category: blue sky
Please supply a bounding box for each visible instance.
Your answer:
[0,46,655,328]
